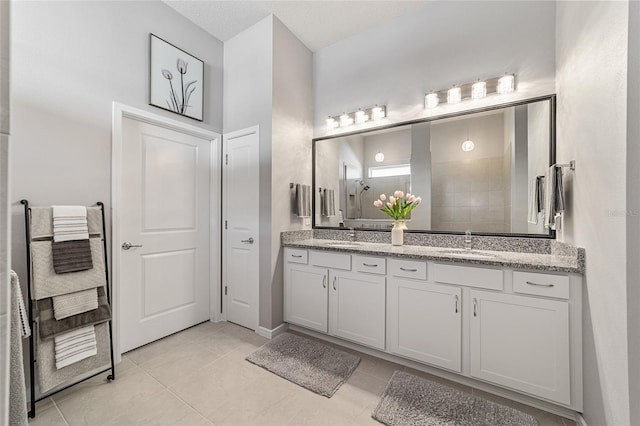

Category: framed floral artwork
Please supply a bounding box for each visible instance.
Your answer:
[149,34,204,121]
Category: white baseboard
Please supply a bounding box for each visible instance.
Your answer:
[575,413,588,426]
[257,323,289,339]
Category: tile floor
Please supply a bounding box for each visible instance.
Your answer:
[29,321,577,426]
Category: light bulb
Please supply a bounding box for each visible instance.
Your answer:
[355,109,368,124]
[375,152,385,162]
[371,105,385,121]
[497,74,515,94]
[447,86,462,104]
[461,138,475,152]
[425,92,439,109]
[339,113,353,127]
[326,116,337,130]
[471,80,487,99]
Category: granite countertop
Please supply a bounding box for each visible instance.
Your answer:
[282,238,585,274]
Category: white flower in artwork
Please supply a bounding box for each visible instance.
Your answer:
[162,57,198,115]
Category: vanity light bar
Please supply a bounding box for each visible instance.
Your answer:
[326,105,387,130]
[424,74,516,109]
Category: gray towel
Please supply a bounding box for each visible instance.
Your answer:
[37,286,111,340]
[52,288,99,320]
[10,271,29,426]
[52,239,93,274]
[544,165,566,229]
[30,207,102,239]
[37,322,111,393]
[31,238,105,300]
[295,184,311,218]
[322,188,336,217]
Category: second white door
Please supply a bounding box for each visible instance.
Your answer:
[223,126,259,330]
[119,117,215,353]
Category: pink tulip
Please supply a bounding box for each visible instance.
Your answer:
[387,202,393,208]
[373,200,383,207]
[394,190,404,199]
[407,194,416,202]
[415,197,422,205]
[389,196,396,205]
[380,194,386,201]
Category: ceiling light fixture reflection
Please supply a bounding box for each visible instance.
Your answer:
[461,138,475,152]
[375,152,385,162]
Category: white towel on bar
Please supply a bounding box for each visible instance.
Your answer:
[52,288,99,320]
[322,189,336,217]
[52,205,89,242]
[10,271,29,426]
[54,325,97,369]
[295,184,311,218]
[527,178,538,225]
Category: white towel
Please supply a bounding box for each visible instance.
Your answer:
[527,178,538,225]
[52,288,99,320]
[52,205,89,242]
[54,325,97,369]
[10,271,29,426]
[544,166,566,229]
[296,184,311,218]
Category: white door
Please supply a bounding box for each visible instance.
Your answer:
[223,127,259,330]
[387,278,462,372]
[119,117,213,353]
[329,271,386,350]
[284,263,328,333]
[469,290,570,405]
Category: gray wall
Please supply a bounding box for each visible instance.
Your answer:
[627,1,640,425]
[313,1,556,138]
[556,1,630,424]
[11,0,224,287]
[0,0,9,421]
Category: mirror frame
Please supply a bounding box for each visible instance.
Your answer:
[312,94,557,238]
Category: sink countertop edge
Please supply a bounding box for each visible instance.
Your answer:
[282,239,584,274]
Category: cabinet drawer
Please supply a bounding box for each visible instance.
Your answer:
[309,250,351,270]
[431,263,503,290]
[513,271,570,300]
[389,259,427,280]
[286,248,308,264]
[353,255,386,275]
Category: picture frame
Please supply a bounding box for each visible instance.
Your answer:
[149,34,204,121]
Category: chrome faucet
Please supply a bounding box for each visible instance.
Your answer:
[464,230,472,251]
[349,227,356,242]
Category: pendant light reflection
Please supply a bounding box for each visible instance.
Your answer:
[375,152,385,162]
[461,138,475,152]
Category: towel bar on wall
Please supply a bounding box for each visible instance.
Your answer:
[552,160,575,171]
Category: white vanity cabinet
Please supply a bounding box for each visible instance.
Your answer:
[284,248,386,349]
[469,288,571,405]
[283,246,582,411]
[387,276,462,371]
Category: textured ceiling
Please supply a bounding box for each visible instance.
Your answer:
[163,1,431,52]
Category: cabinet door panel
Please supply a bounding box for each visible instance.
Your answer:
[470,290,570,405]
[285,265,328,333]
[388,278,462,372]
[330,271,385,350]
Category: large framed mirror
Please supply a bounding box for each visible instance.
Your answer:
[313,95,556,237]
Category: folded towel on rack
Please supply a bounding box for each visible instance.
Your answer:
[54,325,97,369]
[10,271,29,426]
[322,189,336,217]
[30,207,103,239]
[31,238,105,300]
[536,176,545,213]
[295,184,311,218]
[38,286,111,340]
[37,321,110,393]
[52,239,93,274]
[53,205,89,242]
[544,166,566,229]
[52,288,99,320]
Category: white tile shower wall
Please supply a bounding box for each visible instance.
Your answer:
[431,157,507,233]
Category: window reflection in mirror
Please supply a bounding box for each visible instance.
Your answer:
[313,98,553,236]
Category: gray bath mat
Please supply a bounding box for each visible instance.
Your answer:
[372,371,538,426]
[246,333,360,397]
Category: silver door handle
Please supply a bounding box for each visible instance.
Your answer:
[241,238,254,244]
[122,242,143,250]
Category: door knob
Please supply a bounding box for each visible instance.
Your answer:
[122,242,143,250]
[241,237,254,244]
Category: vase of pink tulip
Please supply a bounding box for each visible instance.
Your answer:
[373,190,422,246]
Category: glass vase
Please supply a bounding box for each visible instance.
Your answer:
[391,219,407,246]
